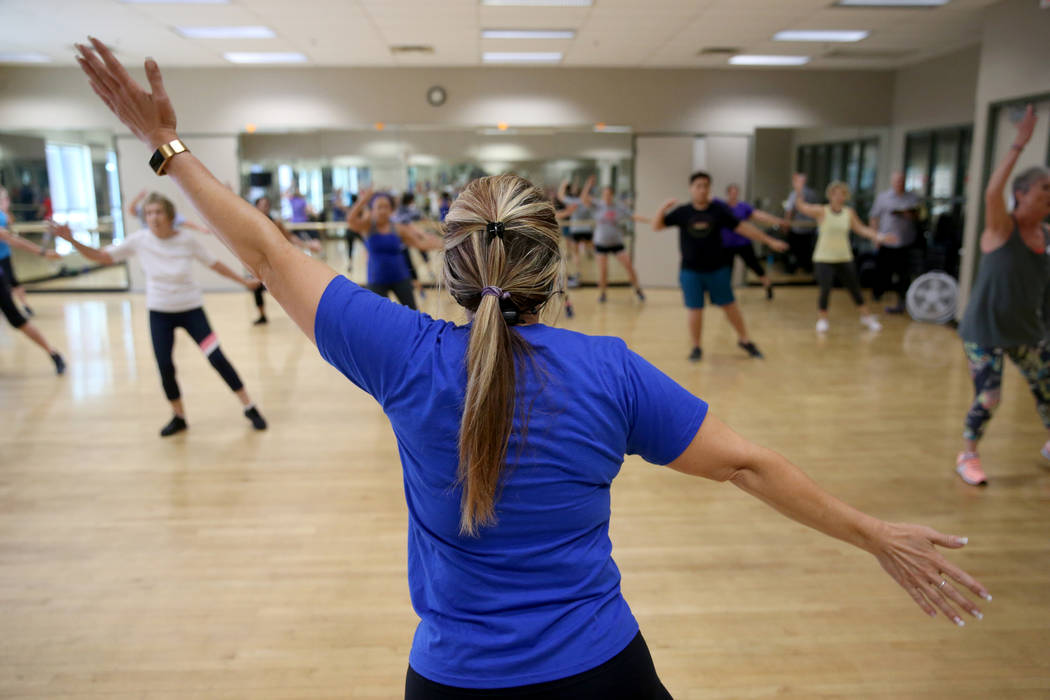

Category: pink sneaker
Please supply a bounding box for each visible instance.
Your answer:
[955,452,988,486]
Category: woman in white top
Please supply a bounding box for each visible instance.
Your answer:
[51,194,267,437]
[791,176,896,333]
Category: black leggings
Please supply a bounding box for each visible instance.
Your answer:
[253,285,266,309]
[814,262,864,311]
[873,244,913,303]
[728,244,766,278]
[404,632,672,700]
[149,308,244,401]
[0,271,27,328]
[368,279,418,310]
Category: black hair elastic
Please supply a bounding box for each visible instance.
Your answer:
[486,221,506,241]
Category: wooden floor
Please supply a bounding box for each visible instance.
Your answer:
[1,284,1049,699]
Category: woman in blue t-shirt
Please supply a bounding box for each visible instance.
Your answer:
[77,41,991,699]
[346,188,442,311]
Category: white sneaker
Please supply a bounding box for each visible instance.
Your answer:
[861,314,882,332]
[815,318,829,333]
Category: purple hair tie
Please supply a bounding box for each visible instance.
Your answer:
[481,286,510,299]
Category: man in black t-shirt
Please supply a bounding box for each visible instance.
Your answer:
[653,171,788,361]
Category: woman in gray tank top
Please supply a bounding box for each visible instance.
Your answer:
[955,105,1050,486]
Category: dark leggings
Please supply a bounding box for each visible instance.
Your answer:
[253,285,266,309]
[149,308,244,401]
[963,341,1050,441]
[368,279,418,310]
[814,261,864,311]
[873,244,912,303]
[728,244,766,278]
[404,632,672,700]
[0,271,27,328]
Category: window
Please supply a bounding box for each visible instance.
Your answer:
[45,142,97,254]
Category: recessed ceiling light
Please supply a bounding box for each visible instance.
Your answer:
[594,124,631,133]
[774,30,869,42]
[482,52,562,63]
[482,30,576,39]
[0,52,52,63]
[835,0,950,6]
[176,26,276,39]
[481,0,592,6]
[729,55,811,66]
[224,52,307,64]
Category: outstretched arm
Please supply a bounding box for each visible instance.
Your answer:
[791,175,825,221]
[49,223,113,264]
[397,222,443,251]
[984,104,1037,244]
[0,225,60,259]
[75,38,335,341]
[849,209,896,245]
[209,260,260,290]
[735,221,789,252]
[668,414,991,625]
[750,208,788,229]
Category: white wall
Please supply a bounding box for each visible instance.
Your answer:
[959,0,1050,310]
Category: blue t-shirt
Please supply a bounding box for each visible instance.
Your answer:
[0,210,10,259]
[314,275,709,688]
[718,200,754,248]
[365,229,412,285]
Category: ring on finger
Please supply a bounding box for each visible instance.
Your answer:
[938,579,948,589]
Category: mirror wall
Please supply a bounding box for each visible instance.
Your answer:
[0,129,128,291]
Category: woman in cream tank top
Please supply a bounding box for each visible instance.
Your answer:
[790,177,897,333]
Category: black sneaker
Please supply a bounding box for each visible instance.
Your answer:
[598,293,607,303]
[253,316,268,325]
[766,286,774,300]
[688,347,702,362]
[23,305,34,318]
[51,352,65,375]
[160,415,187,437]
[244,406,268,431]
[635,288,646,302]
[885,304,906,315]
[565,303,575,319]
[738,341,764,359]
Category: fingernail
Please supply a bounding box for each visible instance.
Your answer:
[954,617,965,627]
[974,611,983,620]
[981,593,993,602]
[958,537,968,545]
[928,610,937,618]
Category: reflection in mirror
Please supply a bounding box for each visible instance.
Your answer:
[238,127,634,287]
[0,129,128,291]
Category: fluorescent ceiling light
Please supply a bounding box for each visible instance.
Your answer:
[835,0,949,6]
[729,55,810,66]
[483,52,562,63]
[482,29,575,39]
[594,125,631,133]
[176,26,276,39]
[481,0,592,6]
[774,30,869,42]
[122,0,229,4]
[0,52,52,63]
[224,52,307,64]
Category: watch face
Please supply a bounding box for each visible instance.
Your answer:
[426,86,446,107]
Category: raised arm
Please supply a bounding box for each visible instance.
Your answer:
[984,104,1037,244]
[75,38,335,341]
[668,414,991,625]
[397,222,443,251]
[791,175,825,221]
[652,198,678,231]
[735,221,789,252]
[557,179,571,203]
[579,175,596,207]
[48,222,113,264]
[345,187,374,235]
[126,188,146,223]
[849,209,896,245]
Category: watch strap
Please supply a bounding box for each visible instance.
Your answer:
[149,139,189,175]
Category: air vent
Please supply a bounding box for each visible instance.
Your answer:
[824,48,914,59]
[698,47,740,56]
[391,45,435,55]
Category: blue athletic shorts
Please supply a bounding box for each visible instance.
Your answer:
[679,267,734,309]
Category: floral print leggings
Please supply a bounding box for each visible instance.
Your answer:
[963,341,1050,441]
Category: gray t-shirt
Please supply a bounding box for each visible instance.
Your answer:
[592,201,631,247]
[563,196,595,234]
[785,187,818,233]
[869,189,921,248]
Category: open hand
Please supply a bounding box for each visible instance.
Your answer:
[44,250,62,260]
[75,37,177,150]
[661,198,678,211]
[1014,104,1036,147]
[872,522,990,626]
[878,232,900,246]
[47,221,74,241]
[767,238,789,253]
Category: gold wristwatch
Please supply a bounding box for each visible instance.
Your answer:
[149,138,189,175]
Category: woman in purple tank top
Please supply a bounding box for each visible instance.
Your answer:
[346,187,442,310]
